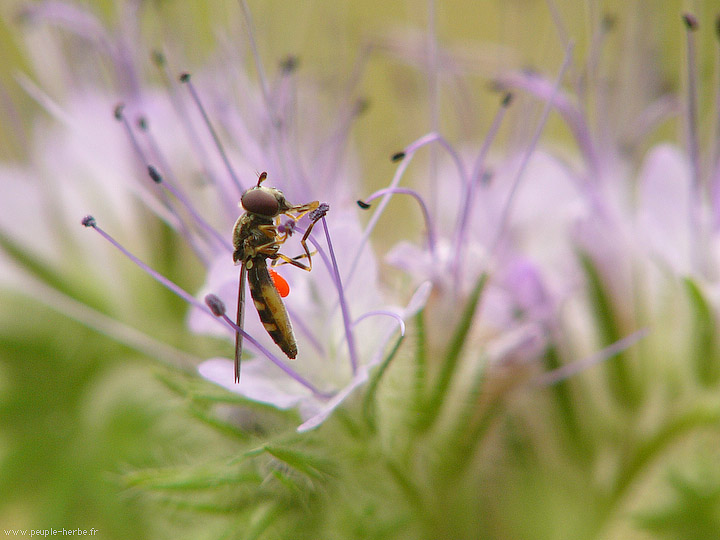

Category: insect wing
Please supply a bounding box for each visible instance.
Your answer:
[234,261,247,383]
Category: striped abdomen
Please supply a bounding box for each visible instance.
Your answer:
[247,259,297,359]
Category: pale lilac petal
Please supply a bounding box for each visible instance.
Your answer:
[198,358,312,409]
[297,367,369,432]
[385,241,436,281]
[405,280,433,315]
[636,144,693,273]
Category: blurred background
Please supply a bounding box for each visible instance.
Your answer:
[1,1,719,539]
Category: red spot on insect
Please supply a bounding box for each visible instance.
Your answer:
[268,268,290,297]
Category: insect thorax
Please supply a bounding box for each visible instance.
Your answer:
[232,213,279,264]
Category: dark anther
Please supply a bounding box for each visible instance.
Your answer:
[601,14,616,31]
[147,166,163,184]
[81,215,97,228]
[179,72,191,83]
[357,200,371,210]
[280,55,299,73]
[309,203,330,222]
[151,50,166,66]
[391,151,406,162]
[113,103,125,120]
[354,98,370,115]
[502,93,513,107]
[682,13,698,31]
[205,294,226,317]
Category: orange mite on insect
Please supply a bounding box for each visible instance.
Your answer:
[268,267,290,298]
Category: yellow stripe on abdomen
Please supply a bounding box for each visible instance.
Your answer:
[247,260,297,359]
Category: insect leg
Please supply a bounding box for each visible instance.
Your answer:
[272,251,314,271]
[284,201,320,222]
[271,205,324,271]
[271,249,317,267]
[295,210,323,271]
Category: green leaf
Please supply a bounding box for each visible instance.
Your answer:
[260,445,335,481]
[441,357,502,475]
[683,277,720,386]
[578,252,641,409]
[123,461,262,491]
[636,468,720,540]
[610,404,720,505]
[363,333,405,431]
[0,228,107,312]
[418,272,488,431]
[412,309,428,413]
[541,343,591,458]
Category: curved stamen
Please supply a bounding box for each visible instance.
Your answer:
[347,131,467,288]
[494,64,598,178]
[295,217,366,374]
[353,310,406,336]
[321,217,359,374]
[358,187,437,259]
[490,43,575,256]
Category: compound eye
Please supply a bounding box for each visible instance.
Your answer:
[241,188,279,216]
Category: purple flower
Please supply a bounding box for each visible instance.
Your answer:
[4,1,426,431]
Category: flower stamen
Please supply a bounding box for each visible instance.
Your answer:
[353,310,406,336]
[347,131,466,287]
[114,104,215,264]
[452,92,513,282]
[533,328,650,386]
[490,42,574,255]
[320,217,359,374]
[82,215,213,315]
[82,215,330,396]
[137,116,229,250]
[146,165,232,253]
[179,72,244,194]
[682,13,701,192]
[204,294,331,396]
[358,187,437,258]
[152,51,231,211]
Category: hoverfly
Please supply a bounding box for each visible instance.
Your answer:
[232,172,323,383]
